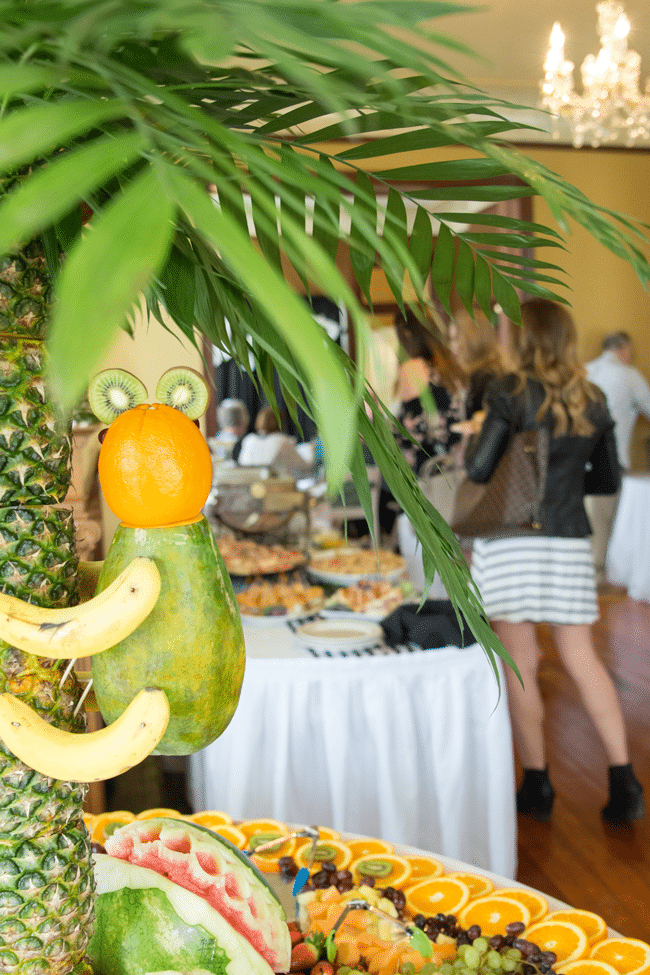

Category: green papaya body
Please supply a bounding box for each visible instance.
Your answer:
[92,516,245,755]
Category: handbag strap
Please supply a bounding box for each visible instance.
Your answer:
[520,383,551,530]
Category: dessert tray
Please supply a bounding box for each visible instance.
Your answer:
[307,548,406,586]
[216,535,307,577]
[236,576,326,625]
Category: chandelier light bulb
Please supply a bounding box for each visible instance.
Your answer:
[539,0,650,147]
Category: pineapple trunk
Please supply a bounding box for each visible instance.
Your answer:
[0,240,95,974]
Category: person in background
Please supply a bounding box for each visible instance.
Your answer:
[237,405,314,480]
[585,331,650,583]
[464,299,643,825]
[448,307,507,422]
[213,398,250,462]
[393,310,466,475]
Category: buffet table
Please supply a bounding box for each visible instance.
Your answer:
[187,620,517,879]
[607,472,650,601]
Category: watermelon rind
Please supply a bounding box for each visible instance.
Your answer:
[90,854,276,975]
[104,818,290,972]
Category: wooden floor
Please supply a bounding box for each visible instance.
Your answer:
[515,586,650,942]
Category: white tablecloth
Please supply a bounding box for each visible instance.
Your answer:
[607,473,650,601]
[188,620,517,878]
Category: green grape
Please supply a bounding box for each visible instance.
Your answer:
[457,945,469,960]
[401,964,416,975]
[454,958,467,968]
[421,964,440,975]
[486,950,503,969]
[505,949,522,961]
[472,938,489,956]
[464,947,481,970]
[440,962,455,975]
[501,957,518,972]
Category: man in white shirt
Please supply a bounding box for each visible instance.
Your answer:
[585,331,650,583]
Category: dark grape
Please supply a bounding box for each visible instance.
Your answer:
[321,860,337,873]
[413,914,426,930]
[506,923,526,937]
[312,870,333,889]
[98,428,108,443]
[467,925,482,941]
[90,841,106,855]
[278,855,298,878]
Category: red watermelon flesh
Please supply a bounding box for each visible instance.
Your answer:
[105,818,290,972]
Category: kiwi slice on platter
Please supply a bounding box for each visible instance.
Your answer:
[156,366,209,419]
[88,369,148,424]
[355,857,393,877]
[248,832,285,852]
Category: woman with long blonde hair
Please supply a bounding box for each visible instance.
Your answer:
[464,299,644,824]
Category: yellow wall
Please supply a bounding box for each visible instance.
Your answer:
[526,147,650,469]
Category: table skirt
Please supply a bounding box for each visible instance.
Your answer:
[188,645,517,878]
[607,473,650,601]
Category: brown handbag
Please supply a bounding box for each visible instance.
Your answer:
[450,426,550,541]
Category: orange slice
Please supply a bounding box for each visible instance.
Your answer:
[90,810,136,844]
[547,909,608,945]
[346,837,395,861]
[446,872,495,899]
[237,818,290,842]
[135,807,185,821]
[405,876,471,917]
[494,886,548,924]
[314,826,341,842]
[458,895,531,937]
[524,919,589,965]
[294,839,353,871]
[351,854,412,889]
[250,834,298,873]
[188,810,233,829]
[590,938,650,975]
[403,855,445,884]
[559,961,620,975]
[211,824,247,849]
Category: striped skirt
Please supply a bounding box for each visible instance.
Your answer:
[470,535,598,625]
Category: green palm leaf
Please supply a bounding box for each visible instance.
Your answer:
[1,0,650,675]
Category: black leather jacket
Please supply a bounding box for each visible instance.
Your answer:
[464,375,621,538]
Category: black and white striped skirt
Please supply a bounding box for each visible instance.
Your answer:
[470,535,598,624]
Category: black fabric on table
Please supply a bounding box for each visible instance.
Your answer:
[380,599,477,650]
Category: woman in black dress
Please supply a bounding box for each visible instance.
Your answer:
[464,299,644,824]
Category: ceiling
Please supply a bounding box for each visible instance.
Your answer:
[423,0,650,143]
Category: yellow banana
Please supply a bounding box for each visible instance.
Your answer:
[0,557,161,658]
[0,687,170,782]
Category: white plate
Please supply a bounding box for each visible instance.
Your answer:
[294,618,384,651]
[306,548,406,586]
[319,608,387,623]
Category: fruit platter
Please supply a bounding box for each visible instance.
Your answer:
[82,808,650,975]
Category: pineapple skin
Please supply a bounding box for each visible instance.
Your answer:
[0,233,96,974]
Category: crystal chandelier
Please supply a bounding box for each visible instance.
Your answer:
[540,1,650,147]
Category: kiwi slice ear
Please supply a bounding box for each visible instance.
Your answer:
[156,366,209,420]
[88,369,148,424]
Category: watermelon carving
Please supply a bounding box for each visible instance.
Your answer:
[90,818,291,975]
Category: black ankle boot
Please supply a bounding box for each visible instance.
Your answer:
[602,764,645,824]
[516,766,555,822]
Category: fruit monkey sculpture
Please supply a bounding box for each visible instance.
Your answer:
[0,361,245,973]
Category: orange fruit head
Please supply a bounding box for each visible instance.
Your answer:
[98,403,213,527]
